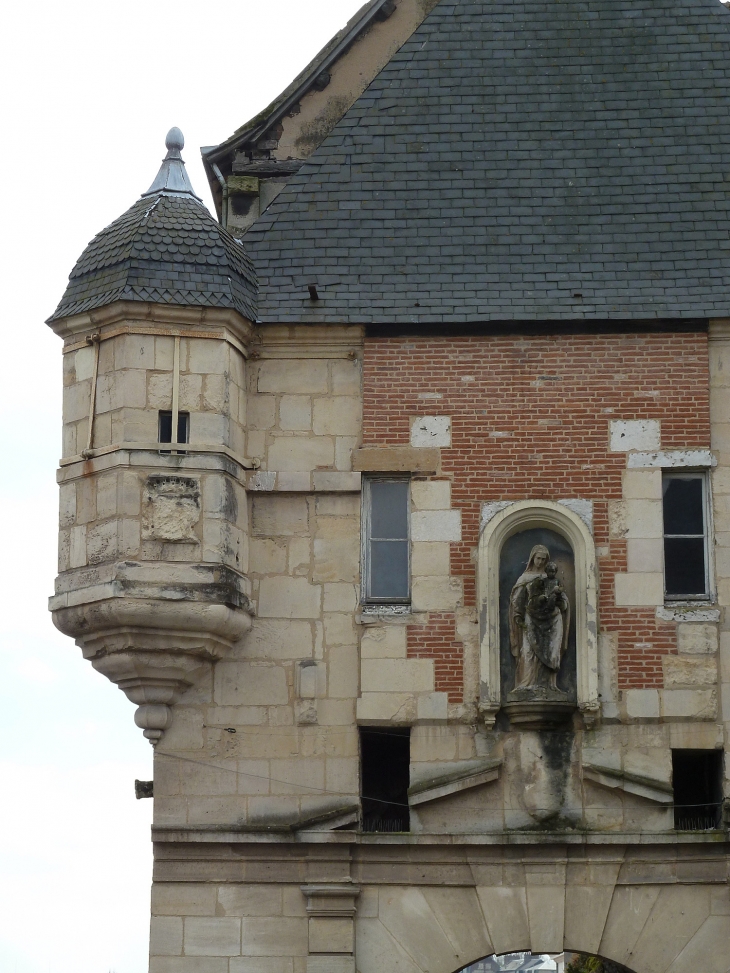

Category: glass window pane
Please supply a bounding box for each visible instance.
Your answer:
[159,411,173,443]
[370,481,409,539]
[663,477,704,535]
[370,540,409,599]
[664,537,707,596]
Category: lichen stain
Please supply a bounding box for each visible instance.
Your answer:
[295,96,352,154]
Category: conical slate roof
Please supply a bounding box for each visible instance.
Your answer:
[246,0,730,324]
[49,129,257,323]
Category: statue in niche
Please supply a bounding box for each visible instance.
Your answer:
[508,544,570,694]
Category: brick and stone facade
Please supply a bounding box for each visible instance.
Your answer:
[47,1,730,971]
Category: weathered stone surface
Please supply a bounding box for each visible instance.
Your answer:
[663,655,718,688]
[352,446,439,473]
[610,419,661,452]
[258,577,322,619]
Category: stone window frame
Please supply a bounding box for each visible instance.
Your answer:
[477,499,599,727]
[360,474,412,607]
[662,469,714,604]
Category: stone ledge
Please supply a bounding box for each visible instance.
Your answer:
[247,471,361,493]
[409,758,503,806]
[628,449,716,469]
[582,762,673,804]
[352,446,440,473]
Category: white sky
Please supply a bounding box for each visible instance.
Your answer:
[0,2,364,971]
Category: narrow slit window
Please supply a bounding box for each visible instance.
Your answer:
[362,477,410,603]
[158,410,189,453]
[672,749,723,830]
[360,727,410,833]
[662,473,709,599]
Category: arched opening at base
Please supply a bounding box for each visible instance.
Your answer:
[460,952,636,973]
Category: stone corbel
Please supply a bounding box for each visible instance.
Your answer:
[301,884,361,973]
[408,757,503,807]
[582,762,673,804]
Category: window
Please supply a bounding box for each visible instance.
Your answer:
[360,727,410,833]
[158,410,189,453]
[362,477,410,604]
[672,749,723,830]
[662,473,709,599]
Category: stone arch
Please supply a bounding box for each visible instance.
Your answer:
[355,879,729,973]
[476,499,599,725]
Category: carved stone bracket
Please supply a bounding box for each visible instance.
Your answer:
[301,884,361,973]
[53,597,251,744]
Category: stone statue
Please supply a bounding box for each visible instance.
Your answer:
[508,544,570,693]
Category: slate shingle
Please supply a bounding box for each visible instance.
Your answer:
[49,194,257,323]
[246,0,730,324]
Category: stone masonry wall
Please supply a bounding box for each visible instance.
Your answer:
[362,331,714,713]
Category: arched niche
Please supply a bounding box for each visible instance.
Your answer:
[477,500,599,728]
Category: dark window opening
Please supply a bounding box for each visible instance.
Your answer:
[672,749,723,830]
[362,478,410,603]
[360,727,410,833]
[662,474,708,598]
[159,411,189,453]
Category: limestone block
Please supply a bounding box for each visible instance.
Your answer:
[190,411,228,445]
[214,663,289,706]
[253,496,310,537]
[298,661,327,699]
[148,371,174,409]
[307,957,355,973]
[355,917,423,973]
[335,436,358,471]
[411,542,450,577]
[378,888,462,973]
[356,693,416,723]
[564,884,618,954]
[257,360,328,394]
[250,538,287,574]
[411,509,461,542]
[187,338,228,374]
[313,398,361,436]
[150,916,183,956]
[721,632,730,682]
[622,469,663,499]
[661,689,717,719]
[248,430,266,459]
[280,396,312,431]
[669,723,723,749]
[629,885,711,973]
[713,494,730,533]
[626,539,664,573]
[324,614,357,646]
[614,573,664,606]
[312,471,361,491]
[411,576,463,611]
[476,887,530,956]
[258,577,321,619]
[328,644,359,698]
[269,759,325,795]
[230,961,293,973]
[248,395,276,430]
[325,757,359,794]
[160,707,204,751]
[184,916,242,956]
[316,495,359,517]
[410,726,458,762]
[331,360,360,395]
[625,689,660,719]
[664,916,730,973]
[361,659,434,694]
[411,480,451,510]
[313,534,359,584]
[95,473,117,520]
[323,583,358,612]
[114,333,155,369]
[410,416,451,448]
[527,886,565,953]
[308,917,354,954]
[663,655,718,688]
[420,887,494,969]
[245,619,315,661]
[353,446,440,474]
[73,343,96,381]
[416,692,449,721]
[676,623,719,655]
[104,369,147,410]
[64,378,92,424]
[610,419,661,451]
[152,883,217,916]
[360,626,407,659]
[623,499,663,539]
[608,500,627,539]
[217,885,282,918]
[151,959,229,973]
[268,437,335,472]
[237,760,272,796]
[624,749,671,784]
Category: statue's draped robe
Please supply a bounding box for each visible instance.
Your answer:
[509,571,569,690]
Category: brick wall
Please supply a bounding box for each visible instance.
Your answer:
[362,332,710,696]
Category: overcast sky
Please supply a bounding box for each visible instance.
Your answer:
[0,2,363,971]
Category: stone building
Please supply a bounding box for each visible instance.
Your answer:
[47,1,730,971]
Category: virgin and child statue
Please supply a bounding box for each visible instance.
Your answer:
[508,544,570,694]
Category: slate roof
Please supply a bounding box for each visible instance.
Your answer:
[246,0,730,324]
[49,135,257,323]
